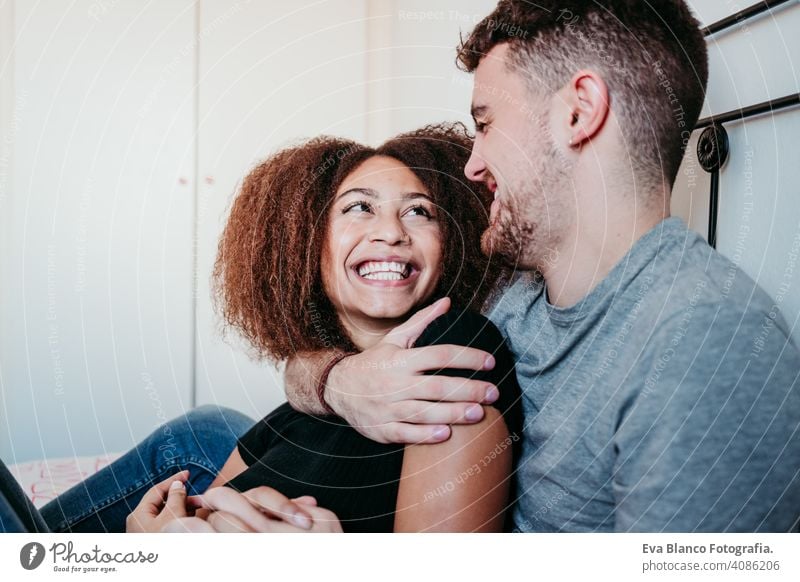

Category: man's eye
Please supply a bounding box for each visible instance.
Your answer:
[343,201,372,214]
[475,121,488,133]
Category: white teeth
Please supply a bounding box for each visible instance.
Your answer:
[362,272,403,281]
[357,261,410,278]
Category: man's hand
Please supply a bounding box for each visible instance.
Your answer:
[324,297,499,444]
[161,488,342,533]
[126,470,195,533]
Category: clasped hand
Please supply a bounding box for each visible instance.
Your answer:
[126,471,342,533]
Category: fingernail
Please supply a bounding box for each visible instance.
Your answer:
[432,425,450,441]
[170,480,184,491]
[485,386,499,403]
[483,355,495,370]
[465,404,483,422]
[291,513,312,530]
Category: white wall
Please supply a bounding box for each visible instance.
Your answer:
[1,0,197,463]
[194,0,369,419]
[672,1,800,346]
[364,0,497,143]
[0,0,16,459]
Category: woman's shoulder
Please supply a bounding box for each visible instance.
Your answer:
[413,305,523,447]
[414,306,504,350]
[240,401,350,453]
[243,402,309,440]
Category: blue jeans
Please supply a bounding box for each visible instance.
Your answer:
[1,405,254,533]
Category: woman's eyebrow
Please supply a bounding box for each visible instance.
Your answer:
[402,192,433,201]
[335,187,378,201]
[335,188,432,202]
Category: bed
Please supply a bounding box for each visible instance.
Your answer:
[8,453,122,508]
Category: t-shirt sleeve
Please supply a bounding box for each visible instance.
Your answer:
[235,405,289,466]
[414,308,523,443]
[613,303,800,532]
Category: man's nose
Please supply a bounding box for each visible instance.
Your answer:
[465,148,487,182]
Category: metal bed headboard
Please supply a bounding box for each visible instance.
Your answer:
[693,0,800,248]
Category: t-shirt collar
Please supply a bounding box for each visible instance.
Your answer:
[543,217,686,324]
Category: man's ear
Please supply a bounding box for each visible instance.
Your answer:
[565,70,609,147]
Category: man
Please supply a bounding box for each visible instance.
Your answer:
[281,0,800,532]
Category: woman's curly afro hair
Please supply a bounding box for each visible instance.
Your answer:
[213,122,504,361]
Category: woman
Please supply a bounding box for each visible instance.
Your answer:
[1,123,520,533]
[203,122,522,532]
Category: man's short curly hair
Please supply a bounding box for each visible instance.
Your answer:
[457,0,708,187]
[213,123,503,361]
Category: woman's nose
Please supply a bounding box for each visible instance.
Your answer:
[369,216,409,245]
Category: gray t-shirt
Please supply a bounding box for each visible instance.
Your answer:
[488,217,800,532]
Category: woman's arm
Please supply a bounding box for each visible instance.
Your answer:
[394,406,513,532]
[206,448,247,489]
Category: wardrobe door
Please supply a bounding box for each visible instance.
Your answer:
[0,0,195,462]
[195,0,368,417]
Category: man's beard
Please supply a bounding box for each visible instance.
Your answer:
[481,194,528,269]
[481,176,568,273]
[481,120,573,272]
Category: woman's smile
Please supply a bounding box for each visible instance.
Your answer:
[351,256,420,286]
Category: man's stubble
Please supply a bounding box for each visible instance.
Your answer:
[480,114,574,273]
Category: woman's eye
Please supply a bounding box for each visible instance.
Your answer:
[405,205,434,219]
[475,121,488,134]
[342,201,372,214]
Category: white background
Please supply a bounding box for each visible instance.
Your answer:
[1,532,798,582]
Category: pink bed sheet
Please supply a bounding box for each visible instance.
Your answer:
[8,453,122,508]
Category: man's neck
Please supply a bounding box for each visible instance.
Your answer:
[542,202,669,309]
